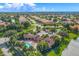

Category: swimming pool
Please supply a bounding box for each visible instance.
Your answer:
[24,42,32,48]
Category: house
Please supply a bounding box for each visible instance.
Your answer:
[10,15,14,18]
[62,18,72,24]
[0,20,10,26]
[70,25,79,30]
[41,19,53,25]
[59,31,68,37]
[23,33,34,39]
[44,37,55,47]
[19,16,26,24]
[0,37,10,45]
[33,35,42,42]
[37,31,48,37]
[31,16,53,25]
[74,19,79,24]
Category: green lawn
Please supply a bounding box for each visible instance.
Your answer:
[47,50,56,56]
[0,33,4,37]
[16,19,36,35]
[68,32,78,39]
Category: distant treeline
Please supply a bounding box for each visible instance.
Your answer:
[0,12,79,15]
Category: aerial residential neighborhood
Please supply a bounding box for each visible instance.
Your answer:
[0,12,79,56]
[0,3,79,56]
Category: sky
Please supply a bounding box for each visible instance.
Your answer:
[0,3,79,12]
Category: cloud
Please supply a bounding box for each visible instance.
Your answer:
[4,3,36,9]
[0,5,4,8]
[26,3,36,7]
[0,3,55,12]
[0,0,77,3]
[0,3,36,12]
[33,7,55,12]
[0,0,37,3]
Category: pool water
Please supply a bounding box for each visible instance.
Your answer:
[24,42,32,48]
